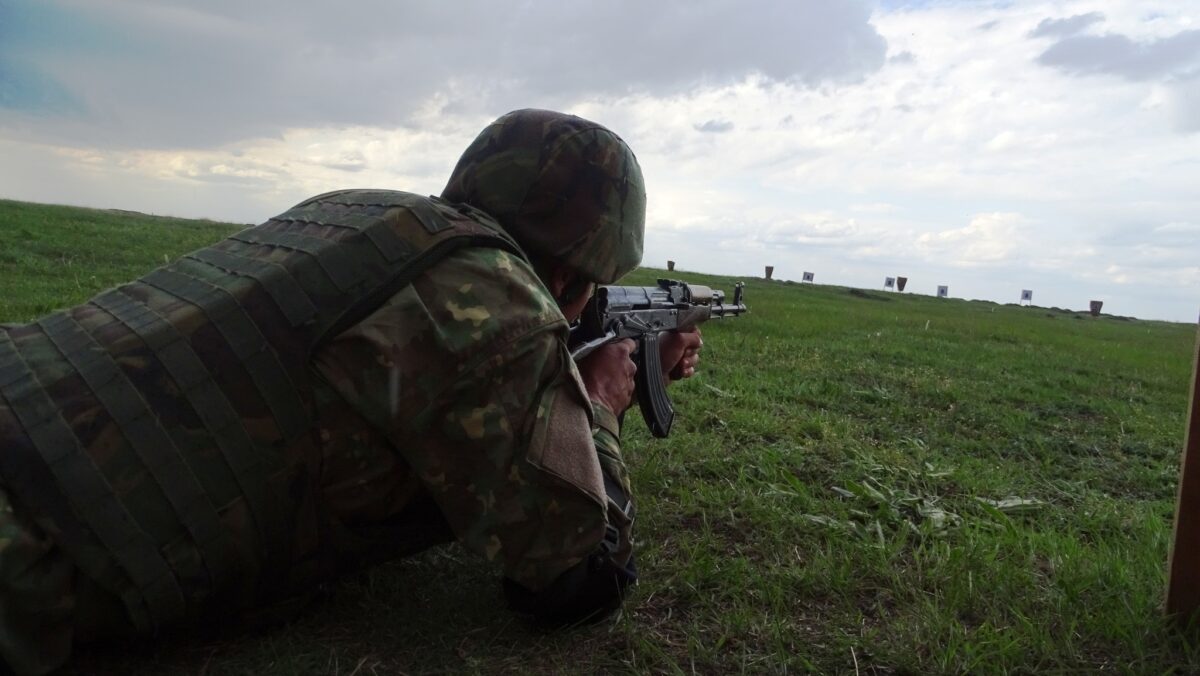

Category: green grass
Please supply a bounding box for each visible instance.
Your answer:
[0,199,243,323]
[2,199,1198,674]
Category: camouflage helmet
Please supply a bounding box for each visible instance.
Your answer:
[441,109,645,284]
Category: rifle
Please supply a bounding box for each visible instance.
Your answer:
[568,279,748,438]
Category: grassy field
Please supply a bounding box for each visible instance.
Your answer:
[2,199,1198,674]
[0,199,243,324]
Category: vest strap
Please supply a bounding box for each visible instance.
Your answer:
[38,311,233,595]
[230,229,364,293]
[140,267,310,442]
[0,331,183,631]
[292,189,452,233]
[272,206,418,264]
[186,248,319,328]
[91,289,281,567]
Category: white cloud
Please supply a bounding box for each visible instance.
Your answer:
[1029,12,1106,38]
[850,202,900,214]
[916,213,1028,266]
[0,0,886,148]
[1155,221,1200,234]
[1037,30,1200,81]
[1,0,1199,321]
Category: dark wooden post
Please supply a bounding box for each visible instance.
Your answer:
[1168,322,1200,618]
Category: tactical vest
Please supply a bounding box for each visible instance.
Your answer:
[0,190,523,634]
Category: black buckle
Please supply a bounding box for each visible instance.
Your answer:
[592,523,622,571]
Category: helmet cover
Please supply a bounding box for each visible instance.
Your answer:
[442,109,645,284]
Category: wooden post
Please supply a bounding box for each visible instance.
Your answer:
[1167,322,1200,619]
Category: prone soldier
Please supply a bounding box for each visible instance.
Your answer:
[0,109,702,674]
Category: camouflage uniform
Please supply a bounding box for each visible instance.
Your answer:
[0,109,645,674]
[313,244,633,591]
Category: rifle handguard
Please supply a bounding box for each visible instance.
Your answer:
[633,333,674,438]
[569,278,747,439]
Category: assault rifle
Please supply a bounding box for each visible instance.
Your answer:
[569,279,748,438]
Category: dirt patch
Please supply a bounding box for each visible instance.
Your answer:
[848,289,891,302]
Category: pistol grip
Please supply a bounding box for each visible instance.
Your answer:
[634,333,675,438]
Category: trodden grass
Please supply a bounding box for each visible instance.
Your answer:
[2,199,1198,674]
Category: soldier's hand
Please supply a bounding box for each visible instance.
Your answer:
[659,327,702,384]
[577,339,637,413]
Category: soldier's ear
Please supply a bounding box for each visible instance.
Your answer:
[533,257,591,312]
[529,254,567,297]
[546,264,572,299]
[544,263,593,321]
[554,267,594,306]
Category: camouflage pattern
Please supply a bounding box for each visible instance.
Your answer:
[0,189,524,639]
[442,109,646,285]
[0,190,633,674]
[313,245,633,590]
[0,485,73,676]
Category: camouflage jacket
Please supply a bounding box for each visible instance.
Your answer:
[0,191,634,675]
[311,244,634,592]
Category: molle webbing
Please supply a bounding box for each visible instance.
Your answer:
[284,189,452,235]
[90,289,282,570]
[269,206,419,262]
[0,189,523,631]
[248,189,523,344]
[229,230,365,293]
[185,249,318,328]
[0,330,182,633]
[139,266,309,441]
[36,312,233,593]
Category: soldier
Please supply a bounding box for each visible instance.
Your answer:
[0,109,702,674]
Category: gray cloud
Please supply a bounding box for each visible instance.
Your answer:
[0,0,887,149]
[694,119,734,133]
[1029,12,1104,38]
[0,60,82,114]
[318,160,367,173]
[1037,29,1200,81]
[1170,74,1200,133]
[1151,221,1200,246]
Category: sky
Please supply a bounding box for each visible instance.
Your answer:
[1,0,1198,323]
